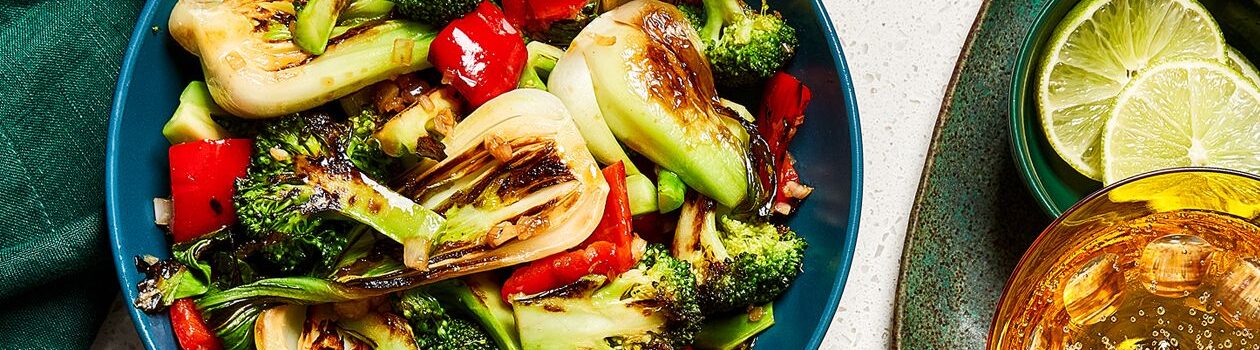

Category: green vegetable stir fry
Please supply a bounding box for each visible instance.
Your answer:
[137,0,815,349]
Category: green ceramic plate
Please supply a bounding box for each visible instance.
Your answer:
[892,0,1054,348]
[899,0,1260,347]
[1009,0,1103,217]
[1010,0,1260,216]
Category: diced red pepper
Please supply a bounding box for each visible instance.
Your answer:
[755,72,812,213]
[503,0,589,32]
[632,211,677,245]
[429,1,528,107]
[501,162,642,301]
[581,162,636,272]
[168,139,253,243]
[170,298,222,350]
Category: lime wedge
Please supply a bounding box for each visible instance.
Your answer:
[1226,46,1260,86]
[1038,0,1226,180]
[1102,60,1260,184]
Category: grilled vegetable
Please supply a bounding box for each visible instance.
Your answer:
[672,194,805,314]
[546,40,659,215]
[163,81,231,144]
[501,163,641,298]
[698,0,797,86]
[510,245,703,350]
[232,111,444,273]
[394,0,480,25]
[556,0,766,209]
[393,89,609,279]
[168,0,438,118]
[169,139,253,243]
[428,2,529,107]
[693,303,774,350]
[504,0,600,45]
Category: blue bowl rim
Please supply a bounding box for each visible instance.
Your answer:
[104,0,863,348]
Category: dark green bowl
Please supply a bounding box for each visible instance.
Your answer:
[1011,0,1260,217]
[1009,0,1102,217]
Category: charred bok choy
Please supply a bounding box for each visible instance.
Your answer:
[550,0,774,212]
[167,90,605,349]
[168,0,439,118]
[510,245,703,350]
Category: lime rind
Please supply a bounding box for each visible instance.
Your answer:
[1037,0,1227,181]
[1225,46,1260,87]
[1102,59,1260,184]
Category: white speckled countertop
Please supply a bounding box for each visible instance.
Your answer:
[91,1,985,348]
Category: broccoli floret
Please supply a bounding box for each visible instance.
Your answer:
[426,275,523,350]
[673,195,805,315]
[699,0,798,87]
[511,245,703,350]
[675,3,706,32]
[234,111,445,272]
[394,0,480,25]
[344,108,395,180]
[252,223,352,275]
[395,288,499,350]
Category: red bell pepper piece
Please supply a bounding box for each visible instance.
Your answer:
[430,1,528,107]
[503,0,589,32]
[580,162,636,272]
[170,298,222,350]
[168,139,252,243]
[501,162,641,301]
[755,72,812,213]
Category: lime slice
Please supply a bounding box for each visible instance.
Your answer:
[1102,60,1260,184]
[1225,46,1260,86]
[1038,0,1226,180]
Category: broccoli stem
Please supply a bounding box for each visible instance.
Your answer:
[426,275,523,350]
[656,168,686,213]
[674,194,730,262]
[299,159,446,246]
[293,0,347,55]
[700,0,744,41]
[162,81,230,144]
[626,173,660,215]
[518,41,565,90]
[340,0,395,25]
[693,303,775,350]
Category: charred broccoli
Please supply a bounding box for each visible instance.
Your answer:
[394,287,498,350]
[673,194,805,315]
[394,0,481,25]
[675,2,706,31]
[699,0,798,87]
[511,245,703,349]
[233,110,445,272]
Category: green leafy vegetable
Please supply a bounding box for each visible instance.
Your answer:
[511,245,703,350]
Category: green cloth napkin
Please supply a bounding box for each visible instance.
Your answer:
[0,0,143,348]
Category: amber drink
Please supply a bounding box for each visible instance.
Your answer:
[990,169,1260,350]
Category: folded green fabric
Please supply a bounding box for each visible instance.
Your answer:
[0,0,143,348]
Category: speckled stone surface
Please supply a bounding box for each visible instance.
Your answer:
[822,0,984,348]
[891,0,1058,348]
[91,1,988,349]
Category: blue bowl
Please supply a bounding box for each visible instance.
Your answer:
[105,1,862,348]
